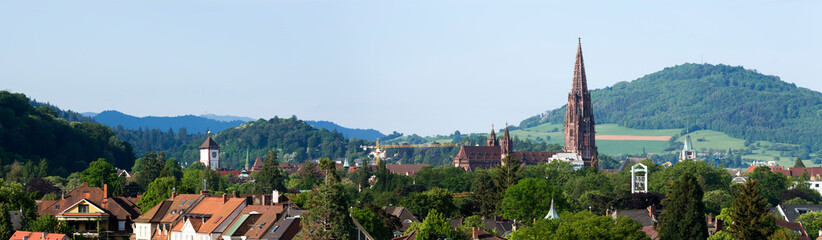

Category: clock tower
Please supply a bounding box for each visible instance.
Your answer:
[199,134,221,170]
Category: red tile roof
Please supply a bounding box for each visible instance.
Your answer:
[10,231,68,240]
[199,137,221,149]
[223,205,284,239]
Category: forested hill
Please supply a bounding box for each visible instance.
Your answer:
[519,63,822,152]
[94,110,245,134]
[211,117,369,169]
[0,91,135,177]
[305,120,385,141]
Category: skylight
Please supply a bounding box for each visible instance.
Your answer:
[271,226,279,232]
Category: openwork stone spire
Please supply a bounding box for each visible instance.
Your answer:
[564,38,598,168]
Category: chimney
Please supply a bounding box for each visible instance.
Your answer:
[472,227,479,239]
[103,184,108,199]
[84,183,89,187]
[222,194,229,203]
[172,188,178,200]
[42,232,46,240]
[273,190,279,204]
[647,205,656,219]
[200,190,209,195]
[22,236,28,240]
[61,191,65,200]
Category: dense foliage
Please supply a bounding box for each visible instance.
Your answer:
[0,91,134,177]
[509,211,649,240]
[520,63,822,153]
[659,172,708,240]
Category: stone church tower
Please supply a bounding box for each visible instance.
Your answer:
[487,124,499,147]
[563,38,598,168]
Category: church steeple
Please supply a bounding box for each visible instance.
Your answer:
[571,37,589,96]
[487,124,499,146]
[564,38,598,168]
[500,123,513,157]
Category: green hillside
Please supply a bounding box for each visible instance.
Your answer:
[0,91,135,177]
[519,63,822,155]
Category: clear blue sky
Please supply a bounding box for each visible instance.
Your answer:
[1,0,819,136]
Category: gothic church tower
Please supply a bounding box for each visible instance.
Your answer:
[563,38,598,168]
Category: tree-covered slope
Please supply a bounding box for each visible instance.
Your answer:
[94,110,245,134]
[520,63,822,152]
[212,116,363,169]
[0,91,135,176]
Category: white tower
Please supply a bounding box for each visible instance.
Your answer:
[631,163,648,193]
[680,135,696,160]
[199,134,221,170]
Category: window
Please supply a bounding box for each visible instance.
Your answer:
[119,221,125,231]
[180,200,187,206]
[271,226,279,232]
[54,205,59,210]
[79,205,89,213]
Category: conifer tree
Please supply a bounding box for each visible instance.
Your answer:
[659,172,708,240]
[253,149,287,193]
[729,180,775,239]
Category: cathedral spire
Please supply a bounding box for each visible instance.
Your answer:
[572,38,588,96]
[564,38,598,168]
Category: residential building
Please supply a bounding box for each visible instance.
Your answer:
[169,196,247,240]
[36,183,141,240]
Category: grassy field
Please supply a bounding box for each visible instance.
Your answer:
[387,122,816,167]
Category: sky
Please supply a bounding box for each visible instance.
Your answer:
[1,0,819,136]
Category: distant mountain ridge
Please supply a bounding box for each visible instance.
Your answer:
[93,110,244,134]
[198,114,255,122]
[519,63,822,152]
[305,120,385,141]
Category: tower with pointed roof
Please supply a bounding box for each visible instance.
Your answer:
[199,133,221,170]
[487,124,499,147]
[564,38,598,168]
[500,124,513,158]
[680,135,696,160]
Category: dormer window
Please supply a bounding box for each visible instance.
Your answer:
[54,204,59,210]
[796,208,810,215]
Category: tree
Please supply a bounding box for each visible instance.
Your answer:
[728,180,776,239]
[471,170,500,217]
[794,157,806,168]
[509,211,648,240]
[161,158,183,180]
[402,187,457,219]
[796,212,822,239]
[79,158,124,196]
[26,178,61,200]
[137,177,178,212]
[134,152,166,189]
[351,207,390,240]
[0,181,37,240]
[26,214,71,234]
[498,178,566,222]
[768,228,799,240]
[659,172,708,240]
[406,209,466,240]
[493,154,522,192]
[703,190,733,215]
[748,166,788,206]
[253,150,287,193]
[297,181,353,240]
[319,157,339,183]
[292,161,321,190]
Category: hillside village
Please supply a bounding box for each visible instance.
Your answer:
[4,42,822,240]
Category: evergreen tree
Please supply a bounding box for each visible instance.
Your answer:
[134,152,165,189]
[297,181,353,239]
[493,154,521,192]
[253,150,287,193]
[729,180,775,239]
[795,157,806,168]
[659,172,708,240]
